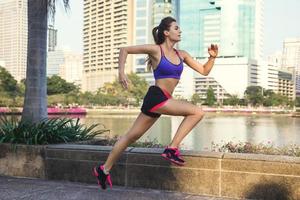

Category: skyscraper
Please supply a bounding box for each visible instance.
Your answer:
[134,0,153,74]
[282,38,300,96]
[152,0,178,26]
[58,51,83,87]
[134,0,178,74]
[179,0,220,58]
[82,0,134,92]
[48,25,57,52]
[133,0,193,99]
[178,0,264,101]
[179,0,263,60]
[47,50,65,77]
[0,0,27,81]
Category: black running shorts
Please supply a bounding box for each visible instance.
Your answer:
[141,85,172,118]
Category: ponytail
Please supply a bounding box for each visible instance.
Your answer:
[146,17,176,71]
[152,26,159,44]
[146,26,159,71]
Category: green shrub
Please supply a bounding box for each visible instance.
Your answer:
[0,116,109,145]
[93,136,164,148]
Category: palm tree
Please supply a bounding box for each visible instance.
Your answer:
[22,0,69,123]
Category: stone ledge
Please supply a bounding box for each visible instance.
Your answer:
[224,152,300,163]
[44,144,300,199]
[46,144,132,152]
[0,143,46,178]
[129,147,224,158]
[1,143,299,199]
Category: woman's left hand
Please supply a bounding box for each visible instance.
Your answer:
[208,44,218,58]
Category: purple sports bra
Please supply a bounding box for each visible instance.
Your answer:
[153,45,184,80]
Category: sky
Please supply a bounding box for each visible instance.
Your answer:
[54,0,300,58]
[53,0,83,53]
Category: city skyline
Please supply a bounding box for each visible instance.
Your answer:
[54,0,300,59]
[0,0,28,81]
[0,0,297,101]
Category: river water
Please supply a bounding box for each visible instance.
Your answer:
[79,112,300,151]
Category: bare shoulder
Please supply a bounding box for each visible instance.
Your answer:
[122,44,159,56]
[177,50,191,60]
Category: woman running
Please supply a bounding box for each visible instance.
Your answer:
[93,16,218,189]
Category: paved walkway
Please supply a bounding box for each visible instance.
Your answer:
[0,176,237,200]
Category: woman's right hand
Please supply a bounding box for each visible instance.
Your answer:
[118,73,129,89]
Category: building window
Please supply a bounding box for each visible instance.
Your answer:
[136,58,146,65]
[136,68,145,73]
[136,19,146,27]
[136,0,146,7]
[136,29,146,37]
[136,38,145,44]
[136,10,145,17]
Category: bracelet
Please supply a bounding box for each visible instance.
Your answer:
[209,56,216,59]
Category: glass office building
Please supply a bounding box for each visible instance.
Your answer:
[134,0,178,73]
[179,0,263,60]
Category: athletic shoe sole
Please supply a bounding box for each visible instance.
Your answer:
[92,167,103,189]
[161,153,185,166]
[92,166,113,189]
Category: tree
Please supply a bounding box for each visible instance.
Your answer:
[225,94,240,106]
[0,66,19,97]
[262,89,291,107]
[97,73,148,106]
[262,89,276,107]
[191,93,201,105]
[263,89,275,97]
[78,92,96,106]
[244,86,264,106]
[205,86,216,106]
[22,0,70,123]
[47,75,79,95]
[127,73,149,104]
[271,94,289,106]
[18,79,26,96]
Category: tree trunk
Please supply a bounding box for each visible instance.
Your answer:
[21,0,48,123]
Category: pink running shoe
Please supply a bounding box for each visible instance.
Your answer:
[92,164,112,189]
[161,147,185,166]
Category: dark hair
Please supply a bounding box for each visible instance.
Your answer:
[152,16,176,45]
[147,16,177,70]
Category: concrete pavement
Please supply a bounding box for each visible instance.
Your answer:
[0,176,237,200]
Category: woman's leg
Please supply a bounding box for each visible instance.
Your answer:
[154,99,204,148]
[103,112,158,171]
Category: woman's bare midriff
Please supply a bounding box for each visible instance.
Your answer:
[155,78,179,95]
